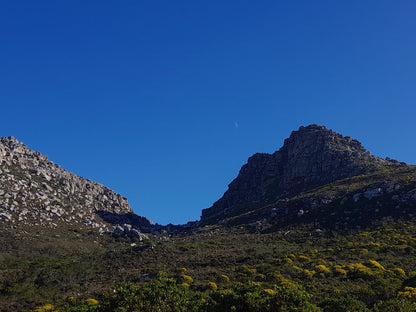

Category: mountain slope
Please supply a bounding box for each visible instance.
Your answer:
[201,125,416,227]
[0,136,152,235]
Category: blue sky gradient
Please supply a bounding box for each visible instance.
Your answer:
[1,1,415,224]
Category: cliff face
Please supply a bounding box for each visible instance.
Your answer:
[0,136,152,234]
[201,125,391,224]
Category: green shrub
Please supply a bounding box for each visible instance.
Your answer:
[102,275,203,312]
[319,297,370,312]
[373,298,416,312]
[207,282,320,312]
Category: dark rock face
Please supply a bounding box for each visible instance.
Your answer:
[0,136,152,234]
[201,125,388,224]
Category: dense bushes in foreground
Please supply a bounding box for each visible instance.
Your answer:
[32,273,416,312]
[33,274,320,312]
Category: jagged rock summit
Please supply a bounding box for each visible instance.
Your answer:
[0,136,152,236]
[201,124,415,227]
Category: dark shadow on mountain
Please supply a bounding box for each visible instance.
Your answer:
[96,210,154,232]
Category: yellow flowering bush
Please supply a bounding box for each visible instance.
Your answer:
[393,267,406,277]
[367,260,386,271]
[315,264,331,274]
[220,274,230,283]
[182,274,193,284]
[398,287,416,301]
[302,269,316,278]
[346,263,374,279]
[85,298,98,305]
[292,265,302,272]
[298,255,311,262]
[288,254,296,260]
[256,273,265,280]
[333,265,347,276]
[207,281,218,291]
[33,304,54,312]
[264,288,276,295]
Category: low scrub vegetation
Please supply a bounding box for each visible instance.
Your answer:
[2,218,416,311]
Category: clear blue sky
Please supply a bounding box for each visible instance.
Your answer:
[1,1,415,225]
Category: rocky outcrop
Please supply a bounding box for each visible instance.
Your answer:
[201,125,407,224]
[0,136,152,235]
[3,125,413,235]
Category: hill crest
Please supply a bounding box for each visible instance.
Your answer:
[0,136,152,236]
[201,124,413,226]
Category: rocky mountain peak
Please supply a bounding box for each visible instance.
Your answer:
[201,125,390,224]
[278,124,380,183]
[283,124,366,156]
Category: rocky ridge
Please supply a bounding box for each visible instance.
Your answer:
[0,136,152,237]
[201,125,415,227]
[2,125,415,237]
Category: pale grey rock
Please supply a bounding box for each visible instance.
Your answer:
[129,229,149,240]
[0,136,153,234]
[0,212,12,220]
[41,182,53,191]
[113,225,125,236]
[364,188,382,200]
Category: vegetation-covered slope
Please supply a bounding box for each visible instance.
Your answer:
[2,216,416,311]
